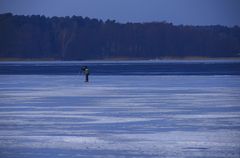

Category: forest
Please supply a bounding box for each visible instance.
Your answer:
[0,13,240,60]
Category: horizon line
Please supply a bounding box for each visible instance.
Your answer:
[1,12,239,28]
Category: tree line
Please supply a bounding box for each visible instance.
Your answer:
[0,13,240,60]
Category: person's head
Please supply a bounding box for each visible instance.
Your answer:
[81,66,87,71]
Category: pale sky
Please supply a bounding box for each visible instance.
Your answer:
[0,0,240,26]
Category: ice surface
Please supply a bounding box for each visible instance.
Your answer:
[0,75,240,158]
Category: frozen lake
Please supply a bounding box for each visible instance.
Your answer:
[1,60,240,75]
[0,75,240,158]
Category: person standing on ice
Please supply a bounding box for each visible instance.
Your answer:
[81,66,90,82]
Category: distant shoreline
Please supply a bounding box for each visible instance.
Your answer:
[0,57,240,62]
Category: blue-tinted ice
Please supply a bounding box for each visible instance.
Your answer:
[0,75,240,158]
